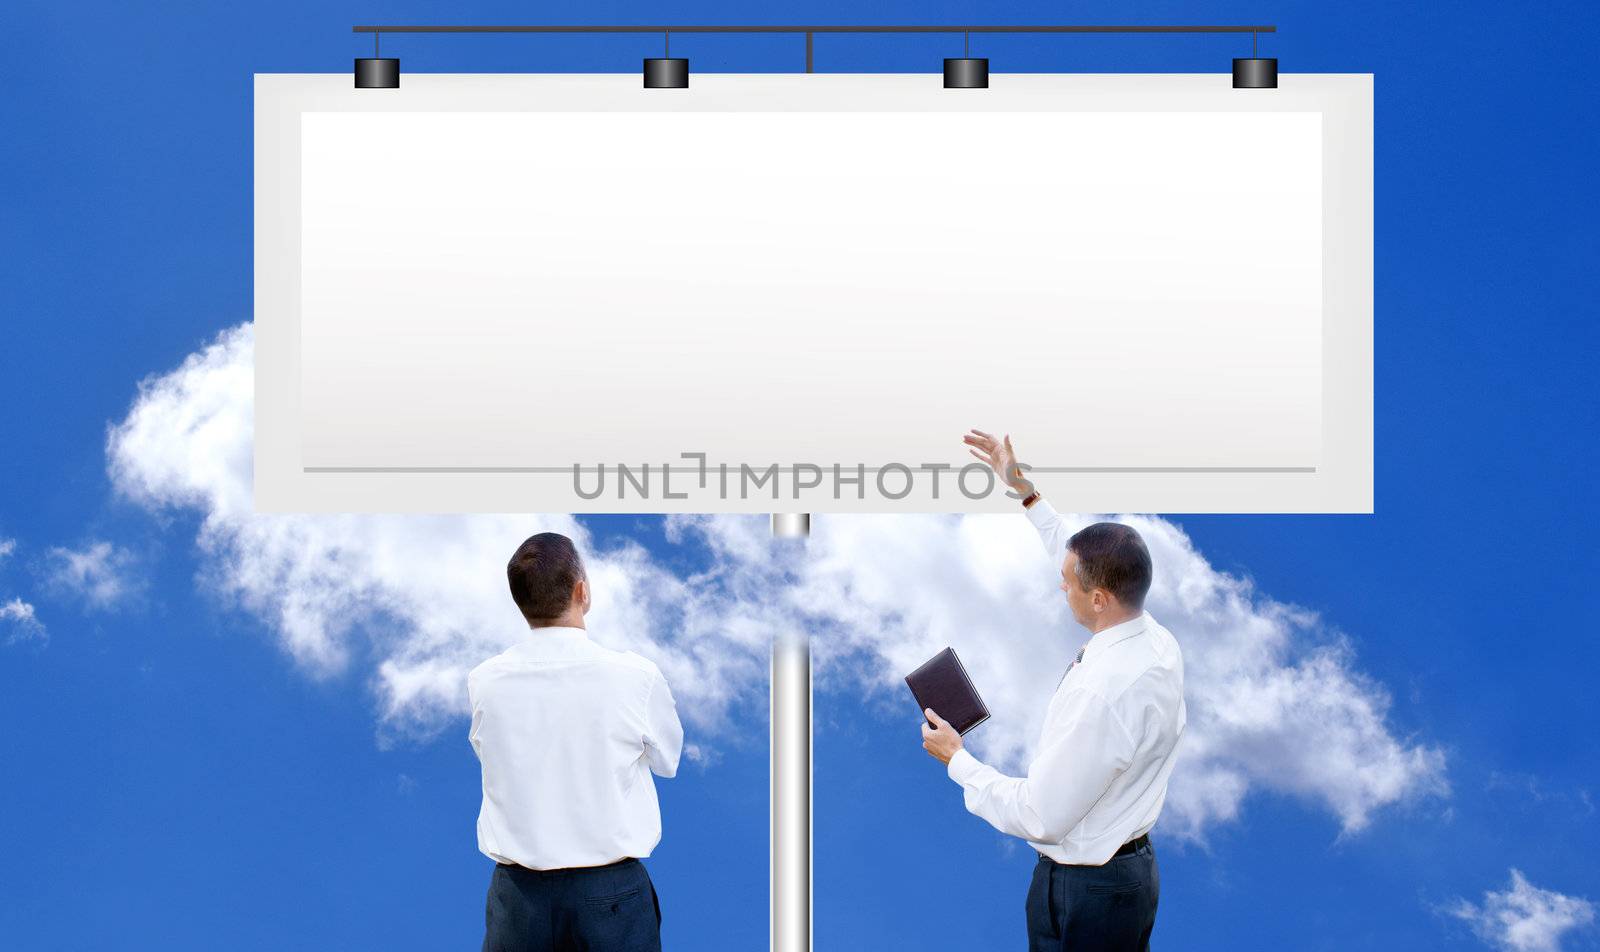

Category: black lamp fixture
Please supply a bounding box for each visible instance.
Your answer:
[644,30,689,87]
[944,31,988,88]
[1232,30,1277,88]
[354,31,399,88]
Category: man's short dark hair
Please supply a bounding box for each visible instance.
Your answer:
[507,532,586,623]
[1067,522,1153,610]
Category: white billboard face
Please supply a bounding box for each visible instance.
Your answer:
[256,74,1371,513]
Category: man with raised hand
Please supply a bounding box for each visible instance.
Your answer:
[470,531,683,952]
[918,430,1186,952]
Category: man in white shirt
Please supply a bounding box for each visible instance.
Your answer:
[469,532,684,952]
[919,431,1187,951]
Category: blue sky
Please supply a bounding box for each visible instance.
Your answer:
[3,1,1599,950]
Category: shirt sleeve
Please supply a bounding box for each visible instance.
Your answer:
[1024,496,1071,567]
[945,688,1135,844]
[642,668,684,779]
[466,672,484,760]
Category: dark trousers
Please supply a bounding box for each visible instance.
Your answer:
[1026,840,1159,951]
[483,857,661,952]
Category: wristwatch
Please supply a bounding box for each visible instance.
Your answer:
[1020,490,1041,508]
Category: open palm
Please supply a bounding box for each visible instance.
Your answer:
[962,429,1033,495]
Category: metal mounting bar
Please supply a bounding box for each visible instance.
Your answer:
[353,24,1275,34]
[352,25,1276,79]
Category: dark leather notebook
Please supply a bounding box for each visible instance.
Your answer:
[905,647,990,735]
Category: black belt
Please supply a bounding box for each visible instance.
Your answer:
[1037,834,1150,864]
[496,856,639,874]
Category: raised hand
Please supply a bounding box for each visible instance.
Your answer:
[963,429,1035,496]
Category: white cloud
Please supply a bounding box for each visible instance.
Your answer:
[2,596,46,645]
[105,321,1446,837]
[43,540,142,610]
[1451,869,1595,952]
[0,537,45,645]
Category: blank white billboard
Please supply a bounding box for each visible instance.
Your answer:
[255,74,1371,513]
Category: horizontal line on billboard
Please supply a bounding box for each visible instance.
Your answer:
[304,466,1317,474]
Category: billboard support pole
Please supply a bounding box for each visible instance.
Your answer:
[770,513,810,952]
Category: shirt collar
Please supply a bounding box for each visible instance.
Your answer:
[507,626,589,654]
[529,625,588,639]
[1081,611,1149,662]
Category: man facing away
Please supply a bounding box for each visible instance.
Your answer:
[469,532,684,952]
[918,430,1187,952]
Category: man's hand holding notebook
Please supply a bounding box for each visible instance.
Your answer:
[905,647,990,735]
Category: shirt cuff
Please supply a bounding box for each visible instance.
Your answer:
[946,747,981,785]
[1024,495,1059,529]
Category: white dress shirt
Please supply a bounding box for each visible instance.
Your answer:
[468,626,684,870]
[945,498,1186,865]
